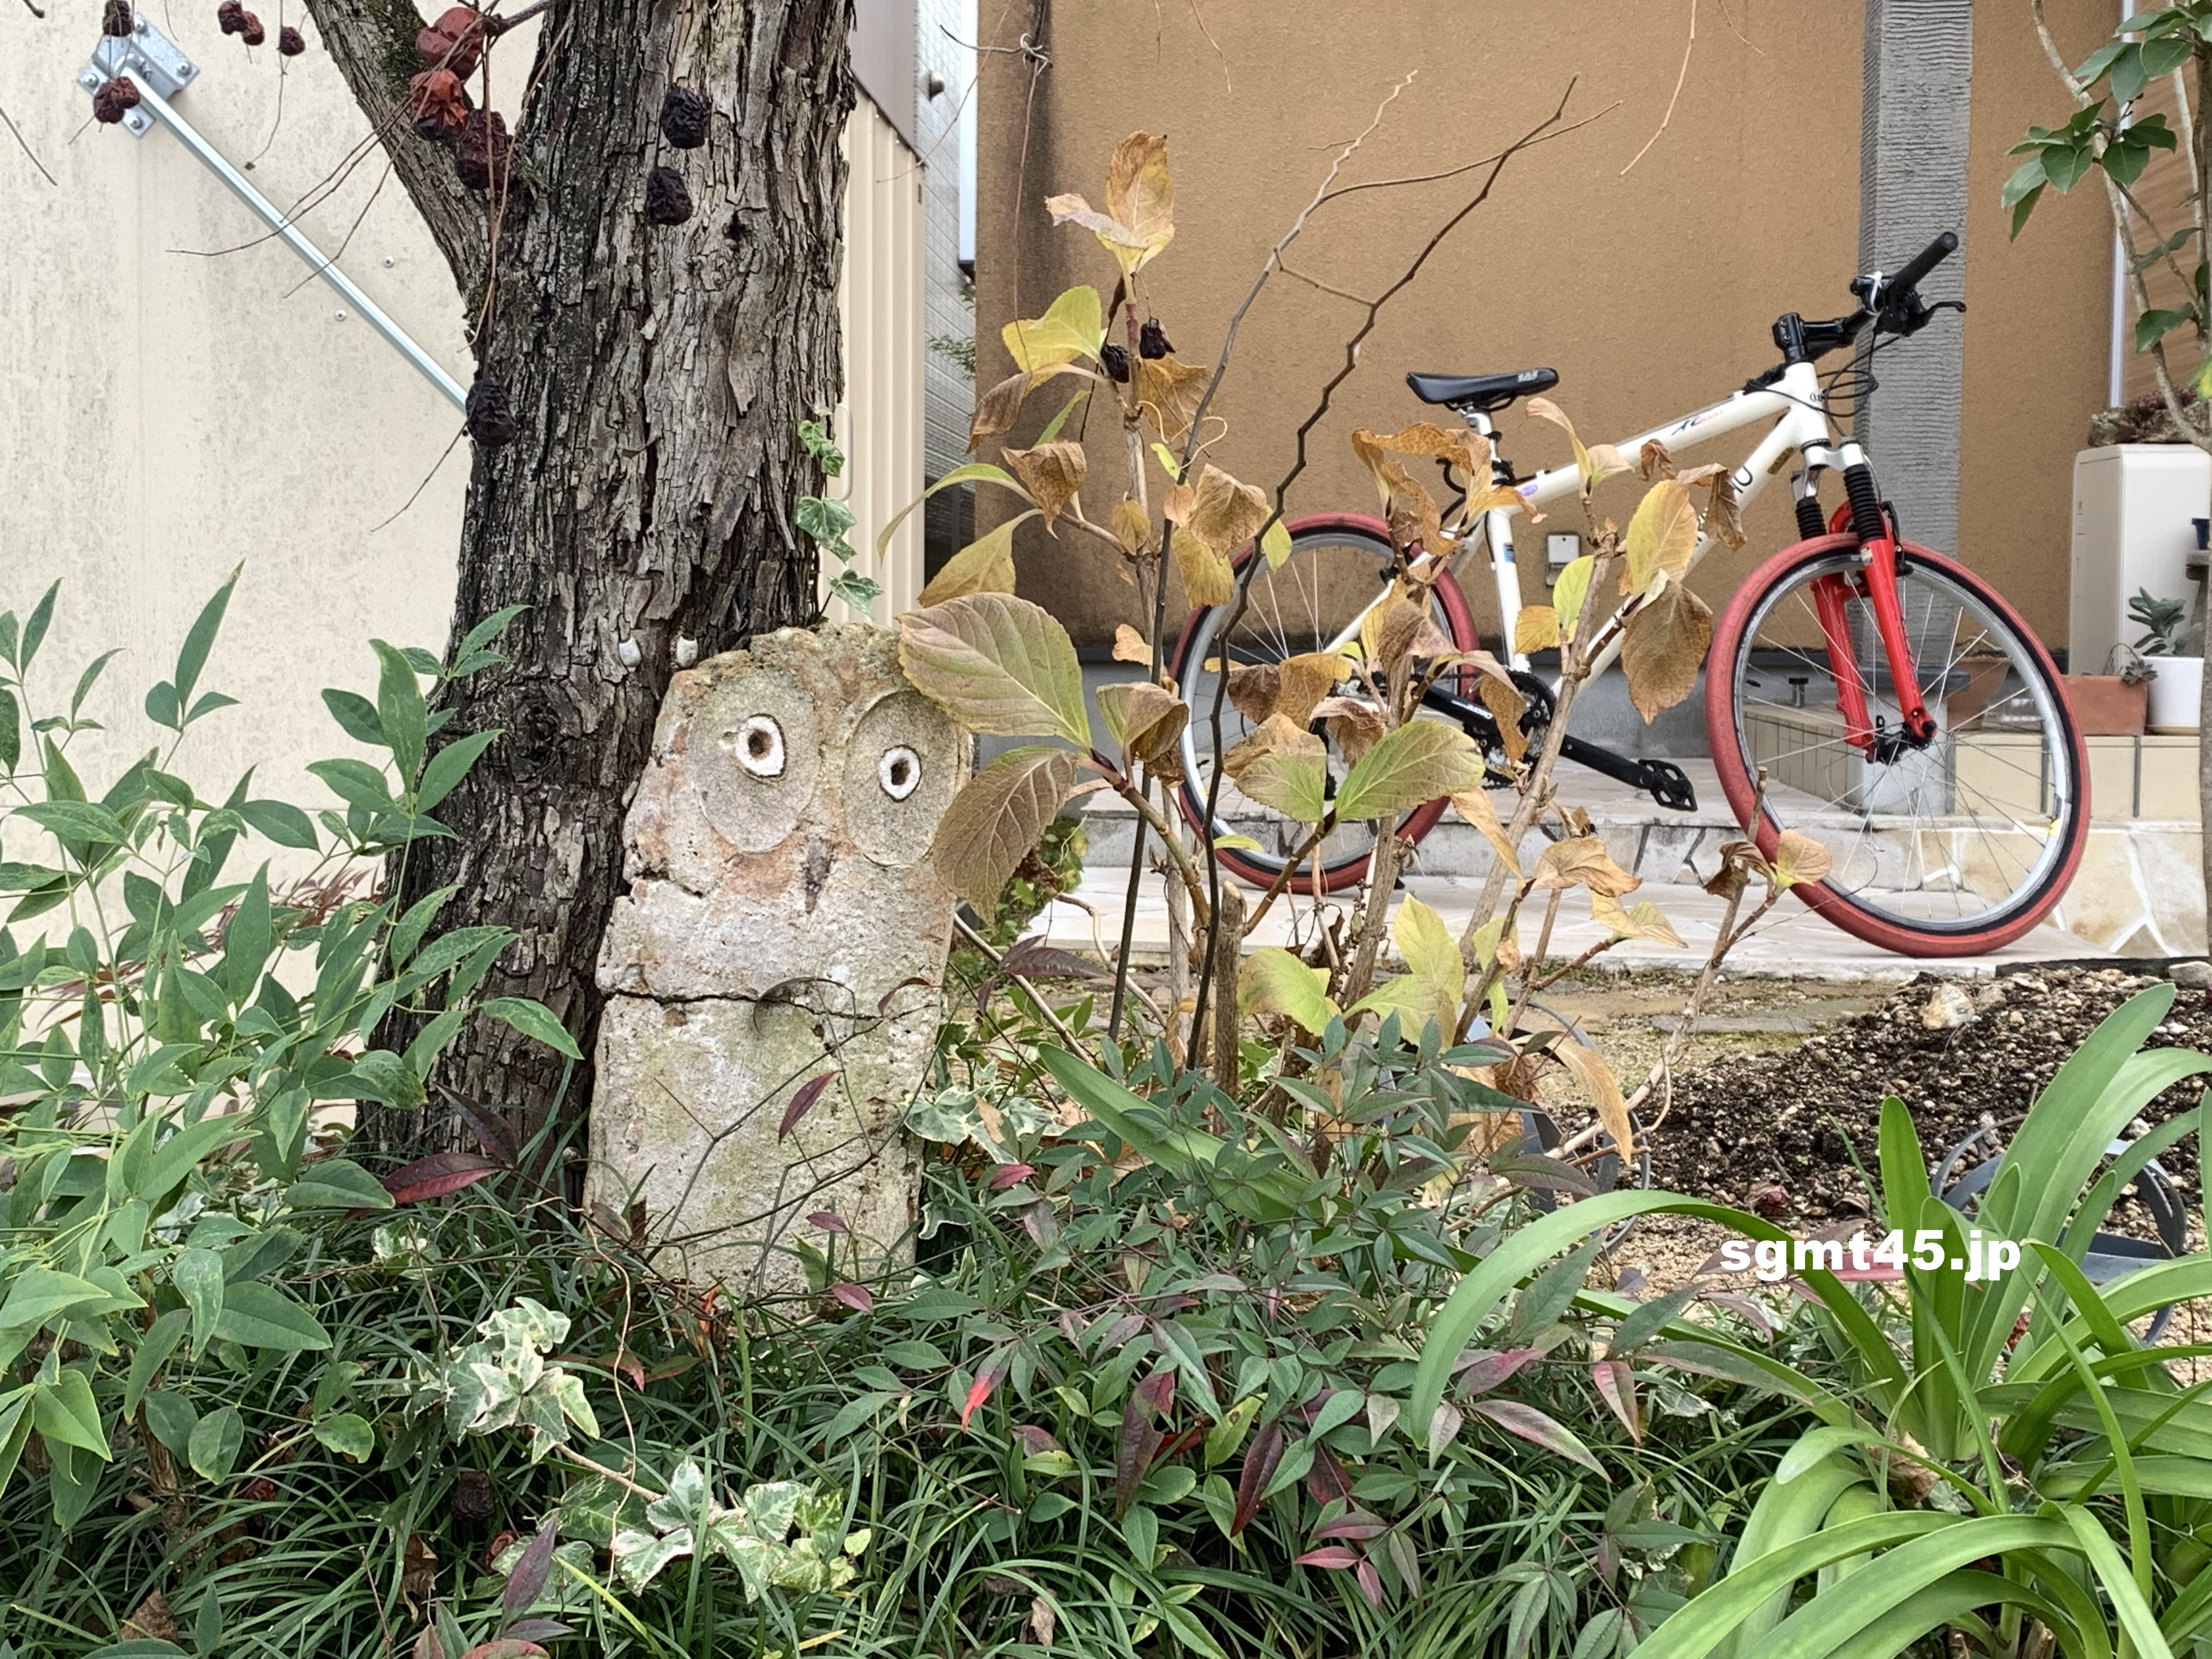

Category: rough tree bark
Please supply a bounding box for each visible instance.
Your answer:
[306,0,856,1163]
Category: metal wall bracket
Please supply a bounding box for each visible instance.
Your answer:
[78,18,468,411]
[77,15,198,136]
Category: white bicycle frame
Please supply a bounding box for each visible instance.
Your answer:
[1339,358,1861,682]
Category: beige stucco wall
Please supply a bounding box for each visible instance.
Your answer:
[976,1,2118,651]
[2,16,925,848]
[1,11,477,817]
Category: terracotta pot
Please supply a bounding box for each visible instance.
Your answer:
[2062,674,2148,736]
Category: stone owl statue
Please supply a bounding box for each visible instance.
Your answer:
[589,625,969,1298]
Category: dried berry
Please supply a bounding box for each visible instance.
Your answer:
[1100,342,1130,384]
[240,11,264,45]
[465,377,519,447]
[453,108,511,191]
[414,5,486,77]
[278,24,304,54]
[644,164,693,226]
[102,0,133,36]
[451,1468,495,1522]
[407,69,470,142]
[216,0,244,33]
[91,77,141,123]
[1750,1185,1791,1219]
[1138,318,1173,360]
[659,84,711,149]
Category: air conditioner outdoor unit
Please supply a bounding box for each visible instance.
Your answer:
[2069,443,2209,675]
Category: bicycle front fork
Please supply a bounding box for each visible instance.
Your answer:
[1791,448,1938,761]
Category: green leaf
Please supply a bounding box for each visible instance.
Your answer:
[313,1413,374,1462]
[32,1367,111,1458]
[874,463,1026,558]
[221,868,273,1006]
[239,799,318,850]
[307,758,397,814]
[16,800,127,848]
[70,649,122,717]
[1239,947,1339,1035]
[369,641,425,783]
[142,1387,199,1455]
[455,603,529,665]
[923,747,1083,914]
[1260,519,1293,569]
[210,1282,330,1352]
[321,688,385,746]
[172,571,238,718]
[124,1309,190,1418]
[18,582,58,671]
[0,1268,111,1332]
[188,1404,244,1480]
[897,592,1092,746]
[285,1157,395,1211]
[345,1049,427,1109]
[172,1249,225,1358]
[482,997,583,1061]
[1334,721,1486,822]
[0,687,18,773]
[415,728,500,813]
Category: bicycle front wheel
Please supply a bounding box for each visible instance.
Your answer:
[1706,533,2089,956]
[1167,513,1482,894]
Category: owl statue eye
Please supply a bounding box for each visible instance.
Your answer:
[878,746,922,800]
[733,715,785,778]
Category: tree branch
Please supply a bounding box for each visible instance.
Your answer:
[305,0,490,297]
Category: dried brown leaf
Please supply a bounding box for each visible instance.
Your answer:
[1621,579,1712,721]
[1449,788,1521,876]
[1003,442,1087,531]
[1135,355,1210,439]
[1112,496,1152,557]
[1554,1037,1633,1160]
[1314,695,1386,766]
[1531,835,1639,897]
[1188,463,1269,555]
[1111,623,1152,665]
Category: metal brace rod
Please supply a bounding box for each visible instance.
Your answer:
[82,19,467,411]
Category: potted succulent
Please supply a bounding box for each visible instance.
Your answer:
[2131,586,2204,732]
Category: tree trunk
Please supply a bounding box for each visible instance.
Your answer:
[307,0,855,1164]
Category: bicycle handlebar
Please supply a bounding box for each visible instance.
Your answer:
[1878,229,1958,308]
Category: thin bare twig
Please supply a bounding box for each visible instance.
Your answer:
[1621,0,1696,176]
[951,913,1087,1051]
[0,100,56,187]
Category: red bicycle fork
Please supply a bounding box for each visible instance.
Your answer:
[1807,516,1938,757]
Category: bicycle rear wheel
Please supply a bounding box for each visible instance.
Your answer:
[1167,514,1482,894]
[1705,533,2089,955]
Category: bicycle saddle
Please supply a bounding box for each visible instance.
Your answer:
[1406,366,1559,413]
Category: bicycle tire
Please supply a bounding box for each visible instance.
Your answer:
[1166,512,1482,895]
[1705,533,2090,956]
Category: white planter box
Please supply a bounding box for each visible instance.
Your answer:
[2148,654,2204,733]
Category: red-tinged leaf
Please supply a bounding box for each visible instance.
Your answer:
[1471,1399,1607,1477]
[1000,936,1108,980]
[830,1282,873,1313]
[990,1163,1037,1190]
[459,1644,549,1659]
[414,1629,447,1659]
[499,1626,573,1648]
[1012,1424,1060,1455]
[383,1150,503,1205]
[1115,1371,1172,1517]
[1387,1530,1420,1596]
[960,1363,1003,1431]
[1314,1512,1390,1541]
[1592,1359,1641,1445]
[780,1072,838,1141]
[878,975,930,1015]
[1305,1442,1352,1505]
[501,1515,561,1624]
[1295,1546,1362,1569]
[1454,1346,1544,1394]
[1696,1291,1775,1334]
[1232,1419,1286,1535]
[1355,1558,1385,1609]
[807,1210,849,1234]
[1133,1369,1177,1414]
[1156,1424,1206,1462]
[1093,1311,1146,1353]
[1426,1402,1464,1460]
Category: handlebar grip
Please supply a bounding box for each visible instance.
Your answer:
[1882,229,1958,302]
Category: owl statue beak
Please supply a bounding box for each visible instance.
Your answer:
[802,833,834,913]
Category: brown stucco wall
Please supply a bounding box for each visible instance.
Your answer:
[977,1,2119,653]
[1960,0,2117,646]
